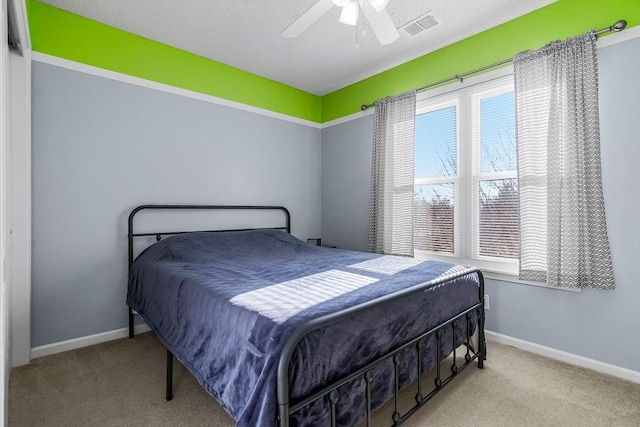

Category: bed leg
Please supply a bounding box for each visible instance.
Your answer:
[128,307,134,339]
[478,308,486,369]
[166,349,173,401]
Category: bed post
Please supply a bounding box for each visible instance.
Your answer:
[128,308,134,339]
[277,363,291,427]
[128,209,134,339]
[278,404,289,427]
[127,206,143,339]
[166,349,174,401]
[478,271,486,368]
[278,324,300,427]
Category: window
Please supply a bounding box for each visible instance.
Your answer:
[414,73,518,274]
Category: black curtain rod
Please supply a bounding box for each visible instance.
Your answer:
[360,19,627,111]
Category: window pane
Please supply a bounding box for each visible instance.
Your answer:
[479,179,519,259]
[415,106,457,178]
[481,92,515,173]
[414,183,454,253]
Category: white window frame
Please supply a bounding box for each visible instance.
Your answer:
[471,84,518,270]
[414,97,460,256]
[414,67,519,276]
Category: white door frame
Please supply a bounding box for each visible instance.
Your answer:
[7,0,32,373]
[1,0,9,423]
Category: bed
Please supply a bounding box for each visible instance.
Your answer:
[126,205,486,426]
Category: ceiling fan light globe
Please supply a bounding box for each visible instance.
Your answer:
[368,0,389,12]
[332,0,350,6]
[339,1,358,26]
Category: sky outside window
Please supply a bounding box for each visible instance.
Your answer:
[415,106,457,179]
[481,92,516,173]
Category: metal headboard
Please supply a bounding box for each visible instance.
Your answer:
[127,204,291,339]
[127,204,291,271]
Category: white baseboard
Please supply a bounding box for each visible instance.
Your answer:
[485,330,640,384]
[29,324,151,361]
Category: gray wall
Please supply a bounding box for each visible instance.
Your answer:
[321,115,373,251]
[320,38,640,372]
[32,62,321,347]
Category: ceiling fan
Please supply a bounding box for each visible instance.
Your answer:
[282,0,400,46]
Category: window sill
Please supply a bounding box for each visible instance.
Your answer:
[414,251,580,293]
[482,271,581,293]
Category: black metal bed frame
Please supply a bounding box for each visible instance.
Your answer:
[127,204,486,426]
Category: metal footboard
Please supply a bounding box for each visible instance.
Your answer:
[276,269,485,426]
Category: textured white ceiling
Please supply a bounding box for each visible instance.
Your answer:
[41,0,557,95]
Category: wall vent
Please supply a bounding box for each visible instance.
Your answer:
[400,12,439,37]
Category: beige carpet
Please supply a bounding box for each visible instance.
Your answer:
[9,332,640,426]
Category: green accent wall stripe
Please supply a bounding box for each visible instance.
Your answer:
[27,0,639,124]
[321,0,640,122]
[27,0,322,123]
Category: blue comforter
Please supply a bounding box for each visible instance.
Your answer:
[127,229,480,426]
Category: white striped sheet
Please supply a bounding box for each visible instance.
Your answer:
[229,270,378,324]
[440,265,476,281]
[349,256,423,275]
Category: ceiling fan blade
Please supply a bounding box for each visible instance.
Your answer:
[361,4,399,45]
[282,0,335,38]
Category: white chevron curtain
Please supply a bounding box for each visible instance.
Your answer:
[369,90,417,257]
[514,31,614,290]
